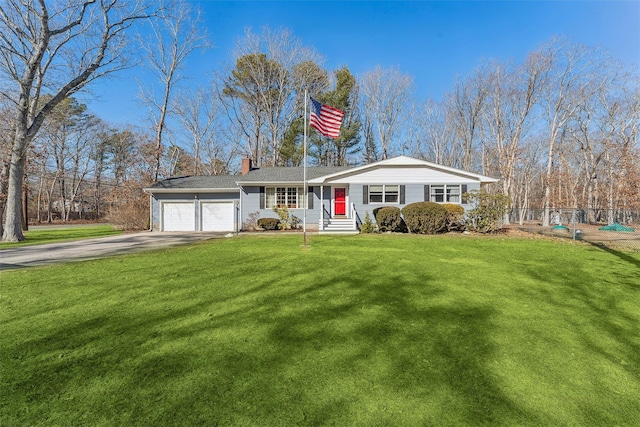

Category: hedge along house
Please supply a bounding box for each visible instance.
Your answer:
[144,155,499,233]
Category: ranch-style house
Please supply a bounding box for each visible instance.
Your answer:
[144,155,499,233]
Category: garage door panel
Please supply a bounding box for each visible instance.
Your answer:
[163,203,195,231]
[202,202,234,232]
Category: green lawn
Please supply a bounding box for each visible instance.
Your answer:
[0,224,121,249]
[1,234,639,426]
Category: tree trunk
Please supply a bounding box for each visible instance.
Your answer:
[542,134,556,227]
[36,164,44,224]
[47,176,57,223]
[0,161,8,238]
[22,184,28,231]
[502,177,512,225]
[153,107,167,182]
[3,140,26,241]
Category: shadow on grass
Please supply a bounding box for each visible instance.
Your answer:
[588,241,640,269]
[5,261,543,425]
[518,246,640,424]
[250,270,526,425]
[4,236,638,425]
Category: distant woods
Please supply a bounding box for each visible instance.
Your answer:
[1,2,638,238]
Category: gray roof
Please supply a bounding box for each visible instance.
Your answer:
[148,166,352,190]
[148,175,240,190]
[237,166,351,183]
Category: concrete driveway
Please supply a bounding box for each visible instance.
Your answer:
[0,232,227,270]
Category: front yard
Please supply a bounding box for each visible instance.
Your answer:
[1,234,638,425]
[0,224,121,249]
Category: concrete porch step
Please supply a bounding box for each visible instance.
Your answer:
[320,217,358,234]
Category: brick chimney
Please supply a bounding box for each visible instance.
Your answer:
[241,157,253,175]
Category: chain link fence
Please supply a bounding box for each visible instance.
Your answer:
[507,208,640,252]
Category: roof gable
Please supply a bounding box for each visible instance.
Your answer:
[308,155,498,184]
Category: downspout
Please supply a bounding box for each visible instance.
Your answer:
[148,194,153,231]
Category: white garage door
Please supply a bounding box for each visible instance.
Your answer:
[163,202,195,231]
[201,202,235,232]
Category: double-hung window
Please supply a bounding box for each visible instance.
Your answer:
[430,185,461,203]
[265,187,306,209]
[446,186,460,203]
[369,185,399,204]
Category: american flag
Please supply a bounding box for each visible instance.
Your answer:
[309,97,344,139]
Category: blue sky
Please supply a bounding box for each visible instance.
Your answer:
[88,0,640,126]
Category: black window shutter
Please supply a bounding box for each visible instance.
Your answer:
[424,185,430,201]
[307,186,314,209]
[363,185,369,204]
[259,186,265,209]
[400,185,405,204]
[461,185,468,203]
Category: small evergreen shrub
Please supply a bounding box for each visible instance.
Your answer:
[360,211,376,234]
[257,217,279,230]
[373,206,404,232]
[401,202,447,234]
[442,203,465,232]
[464,190,511,233]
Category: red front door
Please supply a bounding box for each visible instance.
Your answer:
[334,188,346,215]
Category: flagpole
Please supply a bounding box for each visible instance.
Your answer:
[303,89,308,247]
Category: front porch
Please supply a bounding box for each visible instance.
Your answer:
[319,204,361,234]
[317,185,360,233]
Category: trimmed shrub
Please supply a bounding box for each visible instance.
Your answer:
[442,203,465,232]
[257,217,279,230]
[360,211,376,234]
[373,206,404,232]
[401,202,447,234]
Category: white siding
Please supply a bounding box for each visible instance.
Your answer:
[327,166,475,184]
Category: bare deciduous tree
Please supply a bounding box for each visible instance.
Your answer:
[445,68,488,171]
[539,38,609,226]
[0,0,155,241]
[174,87,238,175]
[138,0,209,182]
[174,88,215,175]
[30,97,99,222]
[483,54,548,224]
[359,66,413,159]
[594,68,640,222]
[417,99,455,166]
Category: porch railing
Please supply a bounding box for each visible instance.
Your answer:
[319,205,331,230]
[351,203,361,230]
[319,204,361,231]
